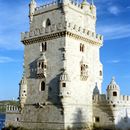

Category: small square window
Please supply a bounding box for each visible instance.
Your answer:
[113,91,117,96]
[62,83,66,87]
[95,117,100,122]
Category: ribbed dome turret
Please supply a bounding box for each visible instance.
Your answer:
[107,77,120,103]
[107,77,120,91]
[93,83,100,95]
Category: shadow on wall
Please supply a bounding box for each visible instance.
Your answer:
[93,93,119,130]
[93,116,130,130]
[93,96,130,130]
[29,59,37,78]
[48,74,62,109]
[92,83,115,130]
[116,112,130,130]
[29,57,63,110]
[67,108,91,130]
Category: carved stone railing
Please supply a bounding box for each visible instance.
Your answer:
[6,105,20,113]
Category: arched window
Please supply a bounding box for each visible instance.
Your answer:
[113,91,117,96]
[41,43,44,52]
[80,43,84,52]
[100,70,102,76]
[41,81,45,91]
[41,62,44,69]
[40,42,47,52]
[82,44,84,52]
[46,19,51,27]
[80,44,82,52]
[44,42,47,51]
[81,64,87,75]
[39,63,41,67]
[80,63,88,80]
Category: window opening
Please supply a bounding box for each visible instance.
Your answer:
[40,42,47,52]
[41,62,44,69]
[100,70,102,76]
[62,83,66,87]
[80,43,85,52]
[113,91,117,96]
[46,19,51,27]
[95,117,100,122]
[41,81,45,91]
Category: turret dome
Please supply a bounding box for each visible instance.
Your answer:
[93,83,100,95]
[107,77,120,91]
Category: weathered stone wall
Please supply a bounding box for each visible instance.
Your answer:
[20,105,64,130]
[6,0,103,130]
[93,94,130,130]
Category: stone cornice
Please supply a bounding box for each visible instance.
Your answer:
[22,31,102,46]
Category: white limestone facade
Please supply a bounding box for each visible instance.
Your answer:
[6,0,130,130]
[18,0,103,129]
[93,78,130,130]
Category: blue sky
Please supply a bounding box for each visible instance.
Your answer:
[0,0,130,100]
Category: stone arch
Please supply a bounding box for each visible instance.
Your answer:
[40,81,45,91]
[46,18,51,27]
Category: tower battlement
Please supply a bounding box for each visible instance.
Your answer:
[21,21,103,45]
[35,1,58,11]
[120,95,130,103]
[93,94,130,105]
[35,1,96,17]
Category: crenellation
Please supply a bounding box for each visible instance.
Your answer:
[120,95,130,103]
[78,4,82,8]
[93,93,130,107]
[34,0,95,19]
[93,94,107,104]
[21,22,103,44]
[35,1,58,12]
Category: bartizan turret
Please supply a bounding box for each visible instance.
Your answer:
[93,83,100,96]
[107,77,120,104]
[90,0,96,16]
[59,69,71,105]
[37,52,47,78]
[29,0,37,23]
[19,76,27,109]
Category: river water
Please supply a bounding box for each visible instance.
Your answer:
[0,113,5,130]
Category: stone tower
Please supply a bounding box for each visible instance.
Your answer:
[20,0,103,129]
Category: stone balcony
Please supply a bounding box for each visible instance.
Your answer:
[6,105,20,113]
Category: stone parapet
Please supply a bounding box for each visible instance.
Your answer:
[21,22,103,45]
[34,1,95,17]
[93,94,130,106]
[93,94,107,104]
[35,1,58,13]
[120,95,130,104]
